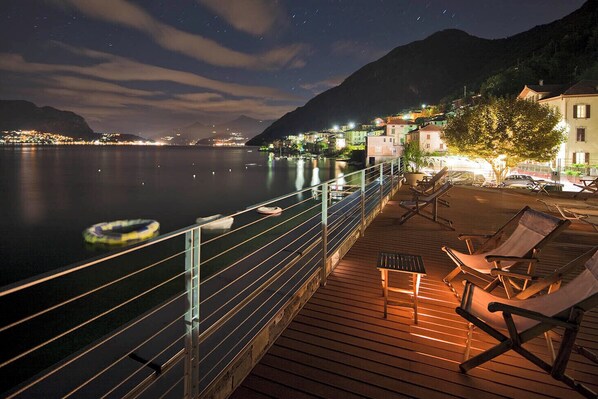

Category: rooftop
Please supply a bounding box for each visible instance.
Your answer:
[232,186,598,399]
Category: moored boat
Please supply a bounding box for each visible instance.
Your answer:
[256,206,283,216]
[83,219,159,245]
[196,214,234,230]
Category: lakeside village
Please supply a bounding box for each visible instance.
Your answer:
[263,81,598,186]
[2,80,597,185]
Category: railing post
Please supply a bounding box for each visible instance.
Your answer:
[390,160,395,194]
[184,227,200,398]
[360,169,366,237]
[321,182,328,286]
[379,163,384,214]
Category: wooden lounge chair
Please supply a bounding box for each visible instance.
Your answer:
[574,176,598,199]
[538,199,598,232]
[442,206,570,298]
[413,166,448,194]
[397,181,454,230]
[456,249,598,399]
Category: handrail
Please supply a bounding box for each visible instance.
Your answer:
[0,157,402,398]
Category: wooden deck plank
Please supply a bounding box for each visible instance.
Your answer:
[234,186,598,399]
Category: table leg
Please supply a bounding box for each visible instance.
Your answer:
[413,273,421,324]
[383,270,388,318]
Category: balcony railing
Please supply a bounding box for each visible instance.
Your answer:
[0,158,401,398]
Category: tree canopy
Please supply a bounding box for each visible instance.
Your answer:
[443,97,565,183]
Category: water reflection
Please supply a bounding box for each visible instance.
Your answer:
[295,158,305,192]
[19,147,45,225]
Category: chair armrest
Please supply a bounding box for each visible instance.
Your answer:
[485,255,539,263]
[487,302,577,330]
[458,234,493,241]
[489,269,535,280]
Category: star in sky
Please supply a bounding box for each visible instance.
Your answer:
[0,0,586,136]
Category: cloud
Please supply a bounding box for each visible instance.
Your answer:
[330,40,388,61]
[197,0,285,36]
[0,49,300,135]
[300,75,346,94]
[0,48,297,100]
[58,0,307,70]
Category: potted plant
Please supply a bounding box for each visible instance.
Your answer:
[402,141,428,185]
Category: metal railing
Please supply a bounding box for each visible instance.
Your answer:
[0,158,401,398]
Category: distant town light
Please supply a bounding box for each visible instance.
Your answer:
[422,103,427,109]
[332,125,339,131]
[348,122,355,129]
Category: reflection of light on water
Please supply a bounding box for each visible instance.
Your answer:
[18,148,46,225]
[295,158,305,192]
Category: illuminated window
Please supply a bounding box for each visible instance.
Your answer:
[573,104,590,119]
[576,127,586,142]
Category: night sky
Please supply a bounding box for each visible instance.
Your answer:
[0,0,586,136]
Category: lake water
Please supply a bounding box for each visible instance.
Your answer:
[0,146,349,285]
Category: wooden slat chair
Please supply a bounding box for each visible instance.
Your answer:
[456,249,598,399]
[397,181,454,230]
[442,206,570,298]
[574,176,598,199]
[413,166,449,195]
[538,199,598,232]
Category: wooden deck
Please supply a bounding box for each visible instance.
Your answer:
[231,186,598,399]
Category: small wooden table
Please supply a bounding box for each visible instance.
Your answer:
[377,252,426,323]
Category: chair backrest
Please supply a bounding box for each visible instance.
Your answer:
[492,208,565,257]
[516,247,598,299]
[418,181,452,201]
[477,206,569,256]
[416,166,449,193]
[427,166,448,186]
[512,250,598,331]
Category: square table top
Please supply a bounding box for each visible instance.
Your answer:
[377,252,426,274]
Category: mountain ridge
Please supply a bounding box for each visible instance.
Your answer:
[249,0,598,145]
[0,100,96,139]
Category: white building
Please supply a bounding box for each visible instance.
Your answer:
[366,135,398,165]
[406,124,447,153]
[385,119,418,145]
[518,80,598,168]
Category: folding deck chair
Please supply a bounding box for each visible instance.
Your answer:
[396,181,453,230]
[538,199,598,232]
[442,206,570,298]
[413,166,448,195]
[456,249,598,399]
[574,177,598,199]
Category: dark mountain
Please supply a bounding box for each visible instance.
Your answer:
[249,0,598,145]
[161,115,274,145]
[0,100,95,139]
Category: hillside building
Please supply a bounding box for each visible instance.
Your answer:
[518,80,598,168]
[406,124,447,153]
[366,135,398,165]
[385,118,418,145]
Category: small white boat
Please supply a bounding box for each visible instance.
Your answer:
[257,206,283,216]
[196,214,234,230]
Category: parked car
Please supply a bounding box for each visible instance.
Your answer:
[500,174,535,188]
[448,170,486,186]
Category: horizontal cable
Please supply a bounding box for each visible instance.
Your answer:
[201,194,314,246]
[99,326,188,399]
[4,291,187,399]
[200,247,321,385]
[0,248,189,334]
[202,202,321,300]
[65,309,186,398]
[1,270,185,370]
[201,201,320,279]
